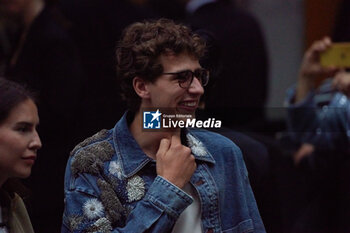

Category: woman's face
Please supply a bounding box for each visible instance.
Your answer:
[0,99,41,185]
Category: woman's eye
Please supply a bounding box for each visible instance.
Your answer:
[15,124,31,133]
[17,127,28,132]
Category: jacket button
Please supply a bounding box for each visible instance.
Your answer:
[206,229,213,233]
[195,179,205,186]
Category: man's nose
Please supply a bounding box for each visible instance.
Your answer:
[188,76,204,95]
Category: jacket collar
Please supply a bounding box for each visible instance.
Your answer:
[113,112,215,178]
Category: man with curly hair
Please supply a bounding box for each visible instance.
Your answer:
[62,19,265,233]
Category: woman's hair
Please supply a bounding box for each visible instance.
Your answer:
[0,78,36,124]
[116,18,206,112]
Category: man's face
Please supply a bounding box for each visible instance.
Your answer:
[143,52,204,115]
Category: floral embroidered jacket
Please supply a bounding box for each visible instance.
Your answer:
[62,112,265,233]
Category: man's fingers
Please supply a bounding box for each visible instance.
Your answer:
[156,138,170,158]
[170,134,181,147]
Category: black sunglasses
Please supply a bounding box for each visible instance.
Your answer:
[162,68,209,89]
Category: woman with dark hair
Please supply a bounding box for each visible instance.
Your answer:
[0,78,41,233]
[1,0,83,228]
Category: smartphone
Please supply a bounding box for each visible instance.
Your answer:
[320,42,350,68]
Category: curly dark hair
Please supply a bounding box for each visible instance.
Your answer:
[116,18,206,112]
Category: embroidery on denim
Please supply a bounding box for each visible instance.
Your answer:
[86,217,112,233]
[109,161,123,179]
[186,133,207,156]
[97,179,125,223]
[83,198,105,220]
[70,129,109,156]
[108,175,128,202]
[71,141,115,176]
[125,205,134,219]
[126,175,145,202]
[67,215,83,231]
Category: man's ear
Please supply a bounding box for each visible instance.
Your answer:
[133,77,150,99]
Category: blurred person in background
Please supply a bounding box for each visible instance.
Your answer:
[286,36,350,233]
[185,0,269,130]
[287,37,347,153]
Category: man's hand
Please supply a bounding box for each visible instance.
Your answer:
[295,37,339,103]
[333,70,350,96]
[156,135,196,189]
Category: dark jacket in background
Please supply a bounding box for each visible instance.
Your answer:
[187,1,269,129]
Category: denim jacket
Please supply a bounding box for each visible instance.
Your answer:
[62,113,265,233]
[286,80,350,150]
